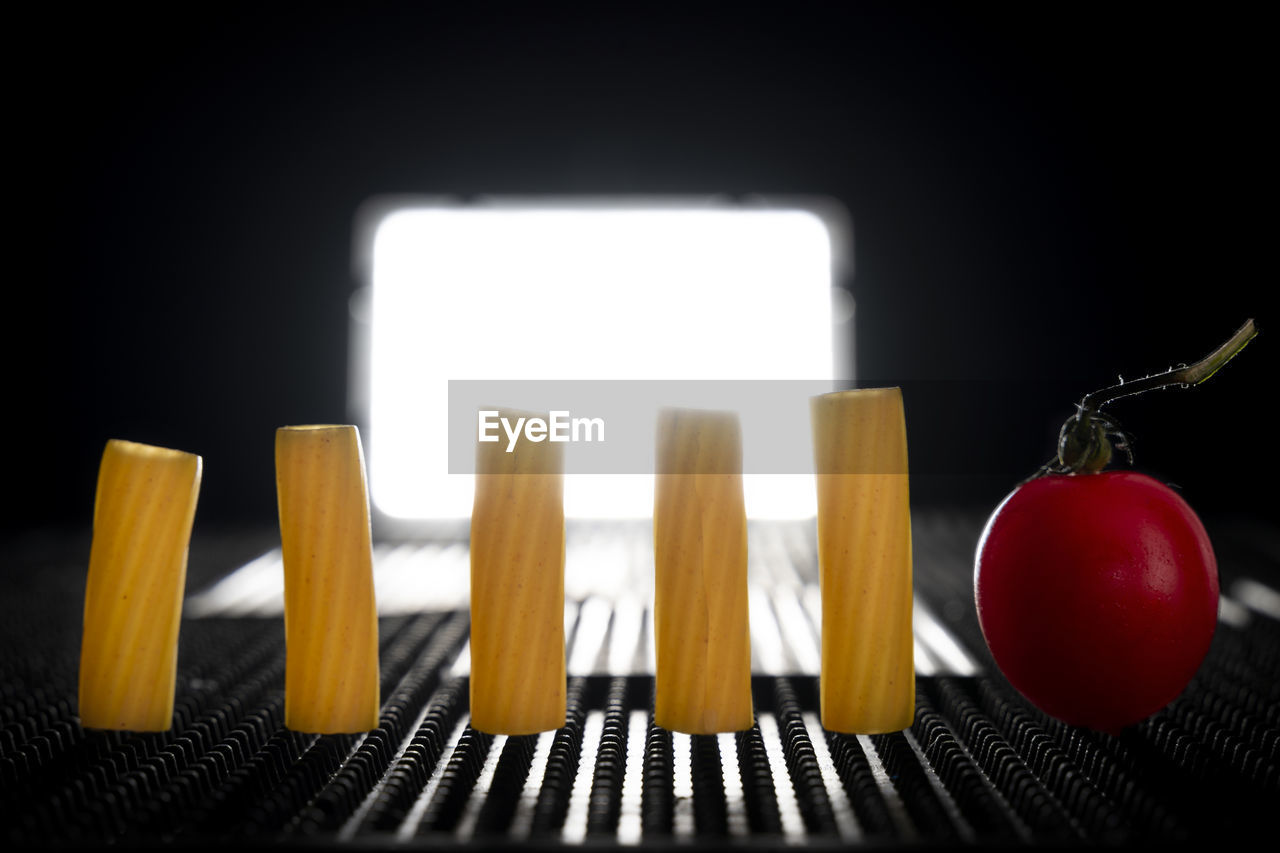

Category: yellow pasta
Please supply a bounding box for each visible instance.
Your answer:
[276,425,380,733]
[469,408,566,735]
[811,387,914,733]
[654,408,753,734]
[79,439,202,731]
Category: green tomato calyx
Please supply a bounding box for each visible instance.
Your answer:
[1056,410,1120,474]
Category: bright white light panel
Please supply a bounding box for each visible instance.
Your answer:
[368,205,836,519]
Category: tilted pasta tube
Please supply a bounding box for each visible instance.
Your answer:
[79,439,202,731]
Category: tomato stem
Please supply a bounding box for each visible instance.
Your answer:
[1047,319,1258,475]
[1078,319,1258,412]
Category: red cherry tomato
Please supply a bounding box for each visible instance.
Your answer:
[974,470,1219,735]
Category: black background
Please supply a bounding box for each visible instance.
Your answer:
[7,2,1275,540]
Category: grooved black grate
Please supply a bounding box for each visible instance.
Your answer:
[2,512,1277,847]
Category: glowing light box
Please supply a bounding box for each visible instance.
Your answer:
[357,198,847,521]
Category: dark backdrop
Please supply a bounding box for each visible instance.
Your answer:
[8,2,1274,539]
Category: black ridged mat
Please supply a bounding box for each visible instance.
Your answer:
[2,512,1276,848]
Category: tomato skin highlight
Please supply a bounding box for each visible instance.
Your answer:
[974,471,1219,735]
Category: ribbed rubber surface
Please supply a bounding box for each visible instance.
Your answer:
[2,513,1276,847]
